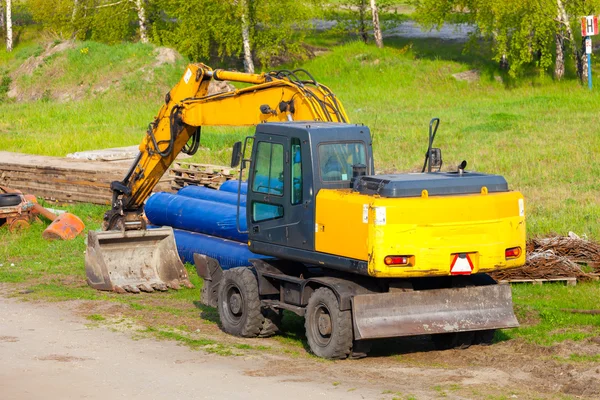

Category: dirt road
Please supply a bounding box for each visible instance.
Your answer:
[0,297,379,400]
[2,295,599,400]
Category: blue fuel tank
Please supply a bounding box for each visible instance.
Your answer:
[177,185,247,206]
[219,180,248,194]
[145,192,248,242]
[171,228,272,269]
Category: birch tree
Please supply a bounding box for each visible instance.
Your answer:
[370,0,383,47]
[133,0,148,44]
[5,0,11,52]
[0,0,5,32]
[240,0,254,73]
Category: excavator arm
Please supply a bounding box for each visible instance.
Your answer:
[105,63,348,230]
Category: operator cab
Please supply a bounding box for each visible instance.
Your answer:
[232,122,373,257]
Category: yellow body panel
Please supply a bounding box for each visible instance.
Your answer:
[315,189,526,278]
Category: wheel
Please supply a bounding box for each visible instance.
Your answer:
[259,308,282,338]
[432,331,475,350]
[217,267,264,338]
[473,329,496,345]
[8,217,30,232]
[304,287,353,359]
[0,194,22,207]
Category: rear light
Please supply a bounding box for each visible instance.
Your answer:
[505,247,522,259]
[384,255,412,266]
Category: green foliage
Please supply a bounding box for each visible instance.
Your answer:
[326,1,406,42]
[25,0,73,37]
[150,0,318,67]
[413,0,600,77]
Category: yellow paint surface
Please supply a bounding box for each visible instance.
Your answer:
[315,188,526,278]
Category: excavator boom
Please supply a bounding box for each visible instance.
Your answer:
[86,63,348,293]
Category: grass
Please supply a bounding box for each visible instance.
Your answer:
[1,30,600,365]
[507,282,600,345]
[2,37,600,237]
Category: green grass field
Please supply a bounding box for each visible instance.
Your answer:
[1,33,600,358]
[2,37,599,238]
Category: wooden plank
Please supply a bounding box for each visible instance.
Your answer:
[499,277,577,286]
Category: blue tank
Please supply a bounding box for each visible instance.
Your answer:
[171,228,272,269]
[177,185,247,206]
[219,180,247,194]
[145,192,248,242]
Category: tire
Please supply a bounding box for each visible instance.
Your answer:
[259,309,282,338]
[218,267,264,338]
[473,329,496,346]
[0,194,22,207]
[432,331,475,350]
[304,287,353,359]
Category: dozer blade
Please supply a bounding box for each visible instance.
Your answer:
[85,227,193,293]
[352,284,518,340]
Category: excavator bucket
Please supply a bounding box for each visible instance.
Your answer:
[85,227,193,293]
[352,284,518,340]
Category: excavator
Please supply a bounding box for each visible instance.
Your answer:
[85,63,526,359]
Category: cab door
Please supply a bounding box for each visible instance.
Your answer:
[247,134,289,246]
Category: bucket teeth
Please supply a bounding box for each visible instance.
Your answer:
[138,283,154,293]
[113,286,127,294]
[167,280,182,290]
[182,280,194,289]
[123,285,140,294]
[151,283,168,292]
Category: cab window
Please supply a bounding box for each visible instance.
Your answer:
[252,142,284,196]
[319,142,366,182]
[291,138,302,205]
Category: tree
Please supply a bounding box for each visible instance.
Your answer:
[152,0,316,69]
[0,0,5,32]
[414,0,600,80]
[327,0,399,45]
[240,0,254,73]
[370,0,383,48]
[6,0,11,52]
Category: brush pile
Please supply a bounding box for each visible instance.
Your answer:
[489,233,600,282]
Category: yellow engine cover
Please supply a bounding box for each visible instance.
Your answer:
[315,189,526,278]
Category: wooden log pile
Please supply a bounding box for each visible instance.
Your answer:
[168,161,234,191]
[489,234,600,282]
[0,152,234,205]
[0,152,170,205]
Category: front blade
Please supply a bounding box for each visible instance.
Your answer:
[352,284,518,340]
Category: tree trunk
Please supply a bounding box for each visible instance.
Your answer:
[556,0,582,81]
[581,40,589,82]
[134,0,148,44]
[72,0,78,21]
[241,0,254,73]
[0,0,5,32]
[358,0,368,43]
[554,33,565,80]
[5,0,12,52]
[370,0,383,48]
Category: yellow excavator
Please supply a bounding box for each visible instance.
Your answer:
[86,63,526,359]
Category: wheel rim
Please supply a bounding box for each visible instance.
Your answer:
[223,283,244,326]
[311,302,333,347]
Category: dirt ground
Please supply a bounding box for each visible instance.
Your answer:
[1,293,599,400]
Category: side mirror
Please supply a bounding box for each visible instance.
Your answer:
[429,148,442,172]
[230,141,242,168]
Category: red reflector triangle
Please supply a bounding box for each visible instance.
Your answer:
[450,253,474,275]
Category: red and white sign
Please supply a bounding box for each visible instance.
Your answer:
[586,37,593,54]
[581,15,599,37]
[450,253,474,275]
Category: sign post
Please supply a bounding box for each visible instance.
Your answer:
[581,15,598,90]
